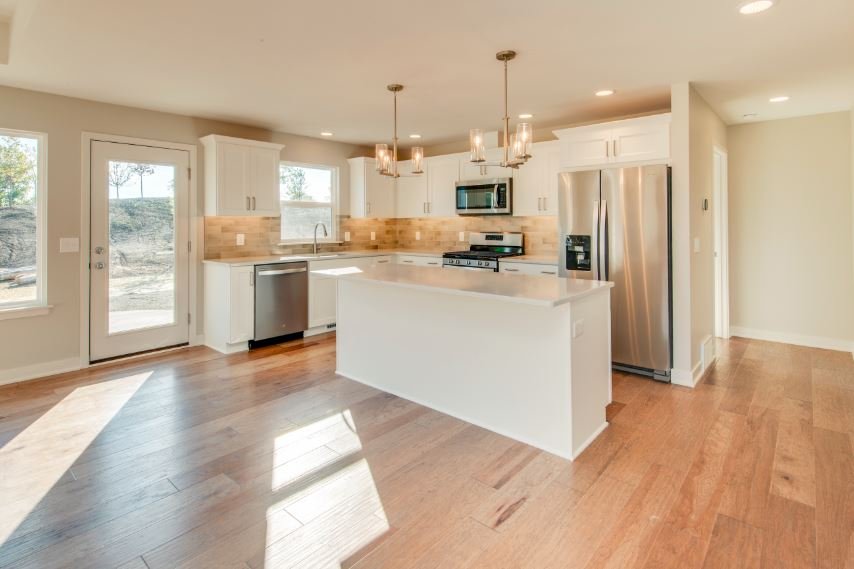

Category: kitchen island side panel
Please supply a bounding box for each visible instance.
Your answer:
[335,277,610,459]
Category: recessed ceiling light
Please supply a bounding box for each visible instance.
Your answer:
[595,90,615,97]
[738,0,775,15]
[320,132,333,136]
[409,134,422,139]
[518,113,533,119]
[769,95,789,103]
[743,113,758,119]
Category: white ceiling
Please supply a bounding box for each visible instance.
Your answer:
[0,0,852,145]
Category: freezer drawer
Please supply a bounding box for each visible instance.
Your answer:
[254,262,309,341]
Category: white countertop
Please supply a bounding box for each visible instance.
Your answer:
[333,264,612,307]
[202,249,445,267]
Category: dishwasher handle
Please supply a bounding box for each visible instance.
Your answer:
[256,267,307,276]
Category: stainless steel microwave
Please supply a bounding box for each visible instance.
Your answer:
[455,178,512,215]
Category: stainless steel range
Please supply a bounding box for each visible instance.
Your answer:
[442,232,523,272]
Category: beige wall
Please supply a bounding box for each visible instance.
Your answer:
[688,86,727,369]
[728,112,854,349]
[0,84,367,373]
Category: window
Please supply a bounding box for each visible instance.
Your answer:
[279,162,338,243]
[0,129,47,310]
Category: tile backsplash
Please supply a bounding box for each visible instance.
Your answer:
[204,215,558,259]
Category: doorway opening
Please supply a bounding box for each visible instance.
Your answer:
[713,146,730,339]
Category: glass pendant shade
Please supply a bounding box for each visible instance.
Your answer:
[375,144,388,172]
[469,129,485,162]
[411,146,424,174]
[514,122,532,159]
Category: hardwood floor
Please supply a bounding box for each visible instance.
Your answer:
[0,334,851,568]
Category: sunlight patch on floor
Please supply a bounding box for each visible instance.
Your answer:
[0,371,151,546]
[265,411,390,568]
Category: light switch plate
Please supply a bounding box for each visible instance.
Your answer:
[370,231,376,241]
[59,237,79,253]
[459,231,465,241]
[236,233,245,246]
[572,319,585,339]
[693,237,700,253]
[415,231,421,241]
[344,231,351,242]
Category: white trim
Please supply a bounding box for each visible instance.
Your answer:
[572,422,609,460]
[0,356,80,387]
[0,127,48,312]
[730,326,854,354]
[0,304,52,321]
[713,146,730,339]
[79,132,199,367]
[671,360,703,388]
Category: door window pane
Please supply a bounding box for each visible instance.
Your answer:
[0,133,41,308]
[108,161,176,334]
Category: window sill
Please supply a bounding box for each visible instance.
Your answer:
[0,304,53,322]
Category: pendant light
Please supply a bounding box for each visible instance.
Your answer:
[469,50,532,169]
[375,84,423,177]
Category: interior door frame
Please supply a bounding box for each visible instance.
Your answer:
[712,145,730,339]
[79,132,200,368]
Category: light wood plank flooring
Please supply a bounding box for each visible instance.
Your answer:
[0,334,852,568]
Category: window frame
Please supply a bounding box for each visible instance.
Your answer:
[0,127,48,314]
[278,160,339,245]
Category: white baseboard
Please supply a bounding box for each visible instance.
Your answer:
[191,334,205,347]
[0,357,81,387]
[304,325,336,338]
[730,326,854,354]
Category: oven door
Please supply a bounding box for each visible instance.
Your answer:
[455,179,512,215]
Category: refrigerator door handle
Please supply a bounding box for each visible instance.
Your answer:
[592,200,600,280]
[599,199,609,280]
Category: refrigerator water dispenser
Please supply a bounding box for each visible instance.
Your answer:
[565,235,591,271]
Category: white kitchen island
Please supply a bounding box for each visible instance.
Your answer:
[332,264,614,460]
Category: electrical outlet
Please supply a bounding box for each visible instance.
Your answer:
[370,231,376,241]
[459,231,465,241]
[572,319,585,339]
[344,231,351,242]
[236,233,245,246]
[415,231,421,241]
[693,237,700,254]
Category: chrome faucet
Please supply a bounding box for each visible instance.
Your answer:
[313,222,328,254]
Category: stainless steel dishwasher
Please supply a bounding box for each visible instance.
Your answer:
[253,261,308,342]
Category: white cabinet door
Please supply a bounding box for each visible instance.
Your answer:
[541,141,562,215]
[611,119,670,164]
[250,147,281,216]
[365,166,395,218]
[396,160,429,218]
[228,266,255,343]
[309,274,337,328]
[459,148,515,182]
[511,151,542,217]
[427,155,459,217]
[217,143,251,215]
[555,126,613,170]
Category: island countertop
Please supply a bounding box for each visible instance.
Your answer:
[332,264,612,307]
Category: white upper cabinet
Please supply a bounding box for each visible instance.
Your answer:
[395,160,429,218]
[511,140,561,216]
[426,154,459,217]
[349,157,395,218]
[553,113,671,170]
[201,135,284,216]
[459,148,515,182]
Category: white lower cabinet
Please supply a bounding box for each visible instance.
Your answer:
[204,263,255,353]
[396,254,442,267]
[307,256,394,332]
[500,262,558,276]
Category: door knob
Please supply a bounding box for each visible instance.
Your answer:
[94,262,105,269]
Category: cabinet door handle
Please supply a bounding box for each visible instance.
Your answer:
[541,270,557,275]
[249,272,254,286]
[428,202,432,214]
[612,140,617,157]
[542,197,547,211]
[504,267,519,272]
[427,261,439,265]
[402,260,414,263]
[377,259,389,264]
[423,202,427,214]
[251,196,256,210]
[246,196,251,210]
[605,140,609,158]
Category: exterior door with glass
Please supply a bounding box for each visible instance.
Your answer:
[89,141,190,361]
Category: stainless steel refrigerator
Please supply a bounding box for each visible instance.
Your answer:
[558,165,672,381]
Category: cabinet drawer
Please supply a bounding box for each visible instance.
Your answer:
[396,255,442,267]
[500,262,558,276]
